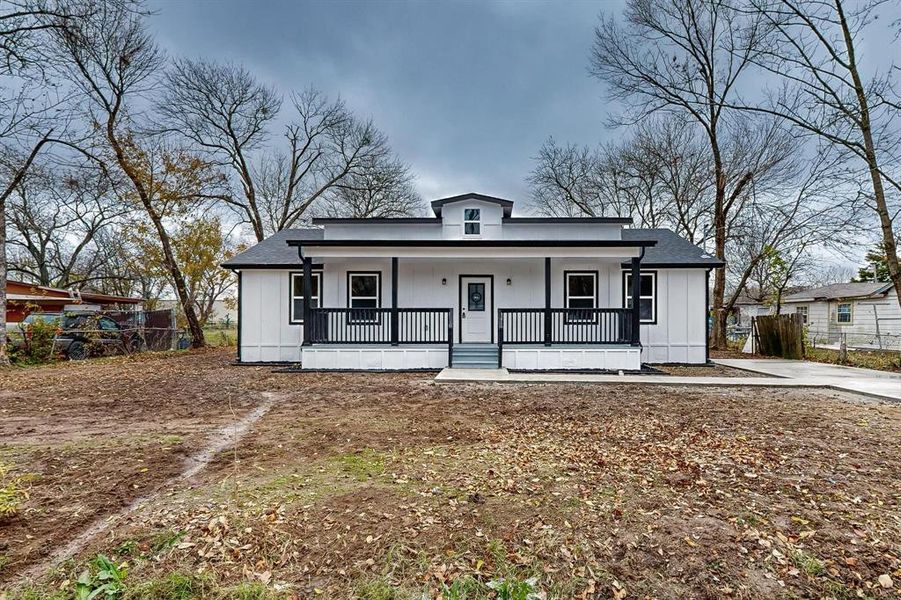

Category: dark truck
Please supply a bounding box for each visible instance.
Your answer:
[18,312,144,360]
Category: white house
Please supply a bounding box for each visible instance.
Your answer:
[222,193,722,370]
[742,282,900,351]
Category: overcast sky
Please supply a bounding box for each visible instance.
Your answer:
[147,0,898,271]
[148,0,621,204]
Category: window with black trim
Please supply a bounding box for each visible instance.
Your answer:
[565,271,597,322]
[290,272,320,324]
[348,272,380,323]
[463,208,481,235]
[624,272,656,323]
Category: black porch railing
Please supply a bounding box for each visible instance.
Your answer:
[498,308,633,346]
[308,308,453,347]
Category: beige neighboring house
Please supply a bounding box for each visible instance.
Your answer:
[158,299,238,326]
[742,282,900,351]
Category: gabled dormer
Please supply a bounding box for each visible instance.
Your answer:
[432,193,513,240]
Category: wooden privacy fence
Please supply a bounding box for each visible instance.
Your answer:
[752,313,804,359]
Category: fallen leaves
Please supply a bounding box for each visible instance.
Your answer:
[3,353,900,599]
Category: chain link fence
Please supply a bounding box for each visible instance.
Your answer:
[807,328,901,352]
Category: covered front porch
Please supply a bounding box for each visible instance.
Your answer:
[289,240,655,370]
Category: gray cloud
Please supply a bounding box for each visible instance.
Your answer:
[149,0,624,207]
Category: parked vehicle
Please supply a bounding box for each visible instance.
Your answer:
[14,311,144,360]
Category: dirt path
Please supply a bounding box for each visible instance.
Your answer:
[12,391,280,586]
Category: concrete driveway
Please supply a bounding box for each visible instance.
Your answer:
[713,358,901,401]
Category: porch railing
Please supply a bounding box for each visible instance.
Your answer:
[308,307,453,347]
[498,308,633,346]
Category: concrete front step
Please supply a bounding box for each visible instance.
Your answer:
[452,344,499,369]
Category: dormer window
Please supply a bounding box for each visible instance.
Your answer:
[464,208,481,235]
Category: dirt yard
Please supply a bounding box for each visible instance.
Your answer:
[1,349,899,599]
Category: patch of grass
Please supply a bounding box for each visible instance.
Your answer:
[356,577,411,600]
[124,571,211,599]
[203,326,237,348]
[0,461,30,519]
[806,346,901,372]
[124,572,278,599]
[336,449,386,481]
[486,576,543,600]
[5,589,70,600]
[820,579,860,600]
[441,577,490,599]
[220,581,273,600]
[159,435,184,446]
[150,529,186,555]
[791,548,825,577]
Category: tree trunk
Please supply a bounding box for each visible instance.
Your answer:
[0,199,9,366]
[144,207,206,348]
[709,133,729,350]
[104,123,206,348]
[836,0,901,309]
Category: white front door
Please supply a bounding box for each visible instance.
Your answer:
[460,276,492,343]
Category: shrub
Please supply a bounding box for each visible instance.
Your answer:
[9,316,60,364]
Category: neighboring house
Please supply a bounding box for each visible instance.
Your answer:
[743,282,901,350]
[733,291,770,327]
[5,279,142,323]
[222,192,723,370]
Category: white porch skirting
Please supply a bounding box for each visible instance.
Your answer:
[502,345,641,371]
[301,345,449,370]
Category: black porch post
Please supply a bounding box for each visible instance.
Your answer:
[544,257,551,346]
[302,255,313,346]
[630,255,641,346]
[391,256,399,346]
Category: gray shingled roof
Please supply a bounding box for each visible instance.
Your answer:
[221,226,722,269]
[622,229,723,267]
[782,282,893,302]
[221,228,323,268]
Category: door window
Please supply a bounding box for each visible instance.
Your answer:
[468,283,485,311]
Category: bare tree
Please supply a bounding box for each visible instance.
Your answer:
[47,2,212,347]
[734,0,901,310]
[591,0,773,348]
[161,61,403,239]
[529,138,611,217]
[724,147,862,318]
[0,0,104,364]
[5,159,128,287]
[321,156,422,218]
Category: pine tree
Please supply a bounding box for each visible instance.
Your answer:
[853,244,891,283]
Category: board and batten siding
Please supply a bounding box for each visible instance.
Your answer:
[239,269,303,363]
[637,268,708,364]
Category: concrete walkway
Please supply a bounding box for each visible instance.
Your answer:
[713,358,901,401]
[435,363,900,402]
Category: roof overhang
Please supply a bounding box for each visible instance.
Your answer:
[288,239,655,259]
[430,193,515,217]
[503,217,633,224]
[619,260,725,269]
[311,217,442,225]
